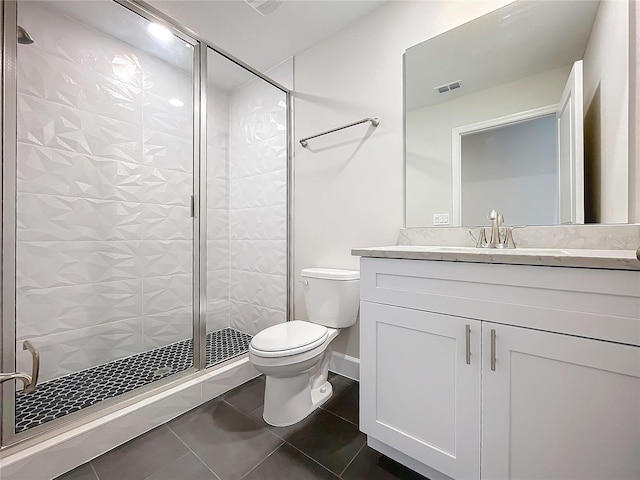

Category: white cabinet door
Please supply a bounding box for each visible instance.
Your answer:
[360,301,481,479]
[482,323,640,480]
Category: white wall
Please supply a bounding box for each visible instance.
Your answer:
[405,66,570,227]
[293,0,512,359]
[583,0,630,223]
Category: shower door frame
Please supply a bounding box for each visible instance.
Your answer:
[0,0,293,450]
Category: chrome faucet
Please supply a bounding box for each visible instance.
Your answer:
[488,209,502,248]
[476,210,516,249]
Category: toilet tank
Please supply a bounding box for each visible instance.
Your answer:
[301,268,360,328]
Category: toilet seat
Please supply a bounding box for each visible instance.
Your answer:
[250,321,329,358]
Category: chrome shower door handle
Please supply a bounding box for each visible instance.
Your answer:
[0,341,39,393]
[23,340,40,393]
[0,372,32,389]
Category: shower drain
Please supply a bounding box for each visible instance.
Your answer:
[152,366,173,377]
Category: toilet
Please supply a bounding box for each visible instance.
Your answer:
[249,268,360,427]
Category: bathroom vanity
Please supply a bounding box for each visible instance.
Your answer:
[353,247,640,480]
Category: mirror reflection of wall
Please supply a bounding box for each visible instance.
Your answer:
[404,0,629,227]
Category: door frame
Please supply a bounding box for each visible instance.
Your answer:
[450,104,558,226]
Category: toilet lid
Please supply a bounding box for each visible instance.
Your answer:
[250,321,329,356]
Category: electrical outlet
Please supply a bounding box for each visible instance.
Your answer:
[433,213,451,225]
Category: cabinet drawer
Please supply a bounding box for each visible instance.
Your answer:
[360,257,640,346]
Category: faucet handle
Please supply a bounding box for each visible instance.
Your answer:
[502,227,516,249]
[476,227,488,248]
[488,209,498,220]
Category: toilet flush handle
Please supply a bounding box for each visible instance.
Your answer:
[298,279,309,286]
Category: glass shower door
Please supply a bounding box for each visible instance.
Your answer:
[2,0,198,442]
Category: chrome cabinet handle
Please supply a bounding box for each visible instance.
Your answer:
[490,329,497,371]
[465,324,471,365]
[22,340,39,393]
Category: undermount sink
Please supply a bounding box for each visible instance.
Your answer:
[426,246,571,255]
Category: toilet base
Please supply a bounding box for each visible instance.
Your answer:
[263,376,333,427]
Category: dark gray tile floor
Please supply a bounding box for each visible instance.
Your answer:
[56,373,428,480]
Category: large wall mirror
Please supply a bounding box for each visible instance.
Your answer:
[404,0,629,227]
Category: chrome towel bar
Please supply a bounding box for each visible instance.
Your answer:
[299,117,380,147]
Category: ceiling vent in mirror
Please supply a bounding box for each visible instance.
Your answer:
[244,0,285,16]
[435,80,462,94]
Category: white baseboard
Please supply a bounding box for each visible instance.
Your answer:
[0,358,259,480]
[328,352,360,381]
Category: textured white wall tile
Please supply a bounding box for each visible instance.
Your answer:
[143,240,193,278]
[229,240,287,276]
[15,2,196,381]
[206,300,230,333]
[229,205,287,241]
[17,241,142,289]
[17,193,145,242]
[142,203,193,241]
[207,271,230,303]
[143,306,193,350]
[142,274,193,316]
[18,144,119,200]
[15,317,144,383]
[207,239,230,271]
[17,279,142,339]
[229,302,286,336]
[143,130,193,173]
[229,169,287,209]
[228,271,286,312]
[17,94,143,164]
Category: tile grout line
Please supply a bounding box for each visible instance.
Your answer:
[338,441,367,478]
[165,424,223,480]
[89,461,100,480]
[238,440,285,480]
[280,440,342,479]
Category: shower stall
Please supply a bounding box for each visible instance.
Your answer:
[1,0,290,448]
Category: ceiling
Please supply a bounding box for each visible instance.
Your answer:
[146,0,386,74]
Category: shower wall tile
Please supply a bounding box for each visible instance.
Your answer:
[17,46,144,125]
[143,240,193,278]
[143,129,193,173]
[15,317,144,384]
[229,271,287,312]
[16,279,142,340]
[229,204,287,241]
[17,193,145,242]
[17,144,119,200]
[207,300,230,333]
[17,94,142,164]
[15,3,195,381]
[207,240,230,271]
[229,240,287,276]
[207,271,230,303]
[143,56,193,137]
[229,168,287,209]
[143,306,193,350]
[227,76,288,335]
[17,240,142,290]
[142,274,193,316]
[229,302,286,337]
[142,204,193,241]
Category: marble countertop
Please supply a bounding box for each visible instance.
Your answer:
[351,245,640,270]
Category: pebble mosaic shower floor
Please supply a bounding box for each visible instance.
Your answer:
[15,328,252,434]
